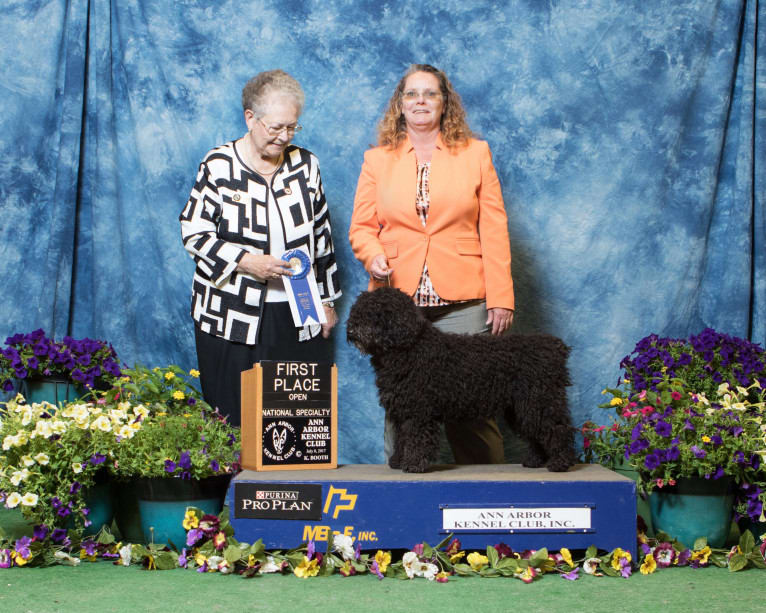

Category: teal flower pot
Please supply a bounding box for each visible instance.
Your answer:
[66,480,114,536]
[136,475,231,549]
[649,477,734,548]
[113,481,145,544]
[19,378,85,405]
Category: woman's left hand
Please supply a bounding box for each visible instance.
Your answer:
[322,305,338,338]
[486,307,514,336]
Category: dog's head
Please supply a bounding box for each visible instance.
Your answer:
[346,287,427,355]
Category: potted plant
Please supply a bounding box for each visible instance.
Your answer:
[0,393,141,549]
[0,330,122,403]
[585,374,766,547]
[103,365,240,547]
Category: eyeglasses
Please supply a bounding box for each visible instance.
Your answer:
[257,118,302,137]
[402,89,443,101]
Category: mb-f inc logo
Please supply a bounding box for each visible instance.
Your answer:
[302,486,378,543]
[262,420,296,461]
[323,486,357,518]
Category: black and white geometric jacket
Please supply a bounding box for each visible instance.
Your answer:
[179,141,341,345]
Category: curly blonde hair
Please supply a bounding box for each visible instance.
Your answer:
[377,64,474,149]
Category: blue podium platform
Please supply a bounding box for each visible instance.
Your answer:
[227,464,637,557]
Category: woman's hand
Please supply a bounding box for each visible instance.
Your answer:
[237,253,293,281]
[370,254,393,282]
[321,305,338,338]
[486,307,514,336]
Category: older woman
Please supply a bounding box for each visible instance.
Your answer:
[180,70,341,426]
[349,64,514,465]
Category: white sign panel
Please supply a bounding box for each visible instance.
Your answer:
[442,507,591,532]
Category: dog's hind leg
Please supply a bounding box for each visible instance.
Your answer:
[544,423,577,472]
[388,421,404,469]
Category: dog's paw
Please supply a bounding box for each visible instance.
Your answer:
[400,459,429,473]
[388,454,401,469]
[545,456,575,472]
[521,452,546,469]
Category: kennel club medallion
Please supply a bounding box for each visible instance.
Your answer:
[234,483,322,520]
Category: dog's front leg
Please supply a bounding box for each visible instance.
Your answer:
[399,418,439,473]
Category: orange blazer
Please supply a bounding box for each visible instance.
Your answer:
[349,135,514,309]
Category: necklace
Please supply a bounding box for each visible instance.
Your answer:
[246,131,282,176]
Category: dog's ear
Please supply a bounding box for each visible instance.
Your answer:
[371,288,426,353]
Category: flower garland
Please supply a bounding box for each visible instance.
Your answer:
[3,506,764,580]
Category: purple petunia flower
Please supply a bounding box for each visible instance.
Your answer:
[90,453,106,465]
[178,548,188,569]
[33,525,49,541]
[51,529,68,543]
[307,540,315,560]
[164,460,177,473]
[209,460,220,473]
[691,445,706,459]
[179,451,192,470]
[711,435,723,446]
[70,481,82,495]
[371,560,384,580]
[644,452,661,470]
[655,420,672,437]
[82,540,97,556]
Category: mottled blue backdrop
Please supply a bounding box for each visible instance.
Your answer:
[1,1,763,463]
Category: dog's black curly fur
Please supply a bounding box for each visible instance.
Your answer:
[347,287,577,473]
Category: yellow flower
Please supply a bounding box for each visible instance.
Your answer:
[375,550,391,574]
[610,397,624,406]
[5,492,22,508]
[189,369,200,378]
[294,555,319,578]
[640,555,657,574]
[691,546,712,565]
[449,550,466,563]
[21,493,39,507]
[560,548,574,568]
[164,372,176,380]
[467,551,489,571]
[11,551,29,566]
[183,509,199,530]
[610,548,632,571]
[172,391,185,400]
[195,552,208,567]
[701,435,712,443]
[80,548,97,562]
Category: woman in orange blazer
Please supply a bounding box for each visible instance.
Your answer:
[349,64,514,465]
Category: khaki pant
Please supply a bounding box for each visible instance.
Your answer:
[383,299,506,465]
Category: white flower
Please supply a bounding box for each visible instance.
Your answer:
[717,382,731,395]
[72,462,83,474]
[50,420,68,435]
[21,455,35,467]
[333,533,356,560]
[90,415,112,432]
[2,435,14,451]
[21,492,39,507]
[118,545,133,566]
[54,551,81,566]
[421,562,438,581]
[260,556,282,573]
[32,420,53,439]
[402,551,419,578]
[109,408,128,423]
[33,453,49,465]
[133,404,149,419]
[20,408,34,426]
[117,424,137,439]
[5,492,22,508]
[10,469,30,486]
[582,558,602,575]
[207,555,225,572]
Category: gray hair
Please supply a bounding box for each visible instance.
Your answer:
[241,70,305,117]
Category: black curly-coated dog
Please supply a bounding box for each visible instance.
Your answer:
[347,287,577,473]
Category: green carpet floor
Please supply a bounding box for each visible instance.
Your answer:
[1,562,763,613]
